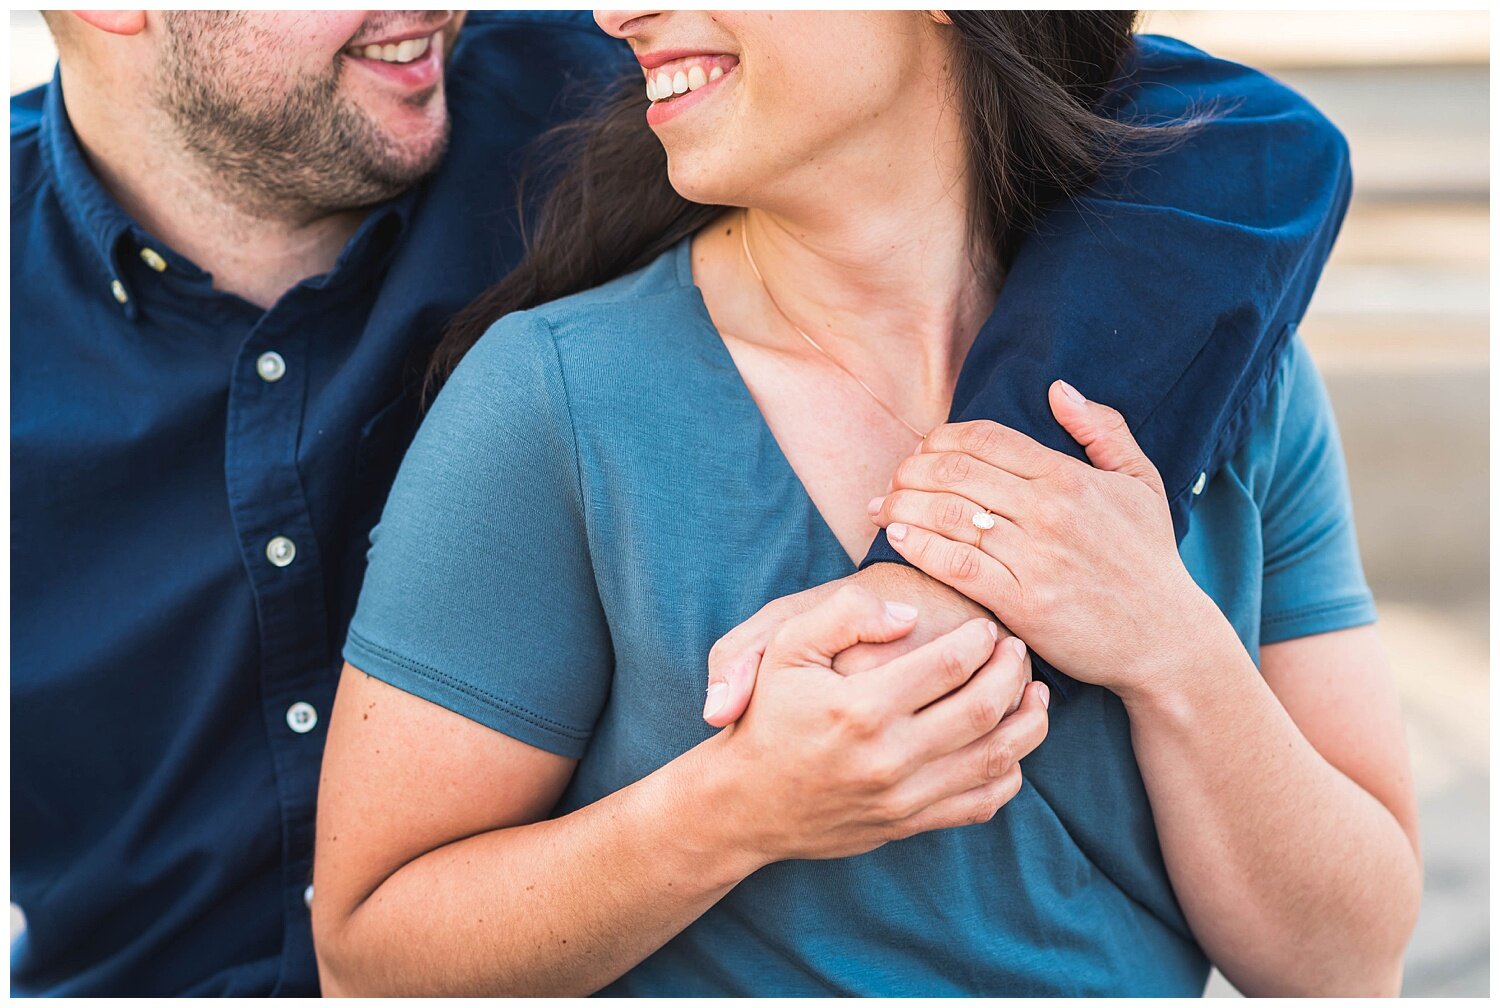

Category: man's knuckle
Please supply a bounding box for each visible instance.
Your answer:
[984,735,1015,779]
[937,646,972,690]
[968,695,1002,736]
[836,697,882,739]
[968,795,1001,826]
[861,753,902,790]
[832,582,875,613]
[875,789,918,822]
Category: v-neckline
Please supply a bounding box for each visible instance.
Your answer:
[671,238,861,573]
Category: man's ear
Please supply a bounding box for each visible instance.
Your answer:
[70,11,149,36]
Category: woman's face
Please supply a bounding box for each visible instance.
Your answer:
[594,10,956,210]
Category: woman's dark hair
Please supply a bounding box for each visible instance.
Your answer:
[429,10,1185,401]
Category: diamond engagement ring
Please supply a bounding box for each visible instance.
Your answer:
[972,509,996,549]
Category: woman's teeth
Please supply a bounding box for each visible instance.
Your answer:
[347,34,433,64]
[645,61,728,103]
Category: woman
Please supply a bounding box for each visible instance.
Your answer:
[312,11,1420,996]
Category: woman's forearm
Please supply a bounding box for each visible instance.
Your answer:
[1120,621,1421,996]
[317,736,761,996]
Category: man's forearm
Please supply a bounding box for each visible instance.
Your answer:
[317,740,760,996]
[1121,625,1420,995]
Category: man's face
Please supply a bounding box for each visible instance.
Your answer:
[155,11,462,214]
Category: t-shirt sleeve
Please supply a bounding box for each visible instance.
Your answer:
[1257,341,1378,645]
[344,311,611,758]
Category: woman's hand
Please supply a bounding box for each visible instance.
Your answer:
[868,381,1221,700]
[710,583,1047,864]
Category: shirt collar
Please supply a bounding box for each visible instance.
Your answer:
[37,68,142,315]
[36,66,418,313]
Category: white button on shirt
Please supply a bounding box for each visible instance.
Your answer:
[266,536,296,568]
[286,702,318,734]
[1191,470,1208,495]
[303,884,314,909]
[256,351,287,383]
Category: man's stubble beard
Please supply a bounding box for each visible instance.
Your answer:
[156,13,449,220]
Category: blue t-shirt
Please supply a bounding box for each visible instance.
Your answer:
[345,239,1376,995]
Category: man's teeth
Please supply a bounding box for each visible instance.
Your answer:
[351,34,432,64]
[646,62,726,103]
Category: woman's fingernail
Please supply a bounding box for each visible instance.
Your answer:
[985,621,999,640]
[888,523,909,542]
[1056,379,1085,405]
[1007,637,1027,662]
[703,682,728,720]
[1037,682,1051,709]
[866,495,885,516]
[884,600,918,622]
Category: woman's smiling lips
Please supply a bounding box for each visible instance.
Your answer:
[637,50,740,127]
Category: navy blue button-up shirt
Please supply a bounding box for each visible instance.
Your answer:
[11,12,629,996]
[12,20,1346,998]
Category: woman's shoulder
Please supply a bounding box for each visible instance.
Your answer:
[492,238,700,338]
[455,238,727,422]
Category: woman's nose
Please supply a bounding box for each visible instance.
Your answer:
[594,10,664,39]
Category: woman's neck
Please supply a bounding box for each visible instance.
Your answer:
[738,201,995,387]
[710,92,997,415]
[695,188,995,438]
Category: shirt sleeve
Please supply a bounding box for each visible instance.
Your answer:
[344,311,611,758]
[861,34,1352,572]
[1257,341,1378,645]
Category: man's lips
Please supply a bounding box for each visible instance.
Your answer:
[342,28,445,90]
[349,13,451,49]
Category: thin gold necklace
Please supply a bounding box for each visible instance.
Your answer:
[738,210,930,440]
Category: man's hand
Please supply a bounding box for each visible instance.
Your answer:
[703,563,1031,727]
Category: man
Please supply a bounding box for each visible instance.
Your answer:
[12,11,631,995]
[12,9,1346,996]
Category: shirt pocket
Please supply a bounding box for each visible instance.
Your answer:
[355,388,419,489]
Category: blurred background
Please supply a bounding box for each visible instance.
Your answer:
[1137,10,1490,996]
[10,9,1490,997]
